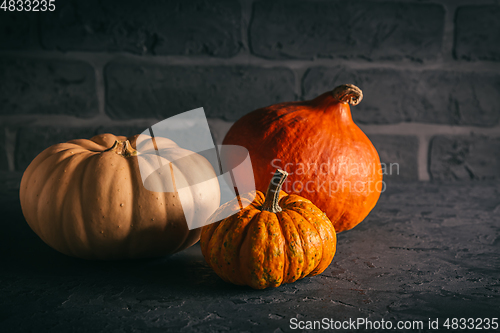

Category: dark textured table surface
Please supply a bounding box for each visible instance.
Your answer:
[1,172,499,332]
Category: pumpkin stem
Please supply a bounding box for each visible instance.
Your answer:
[332,84,363,106]
[105,140,138,158]
[261,169,288,213]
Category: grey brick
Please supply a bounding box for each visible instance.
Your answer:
[40,0,241,56]
[303,67,500,126]
[411,71,500,127]
[455,6,500,61]
[15,126,145,171]
[0,58,98,118]
[105,62,296,121]
[0,12,33,50]
[303,67,408,124]
[429,136,500,181]
[0,128,8,171]
[367,135,419,182]
[250,1,444,61]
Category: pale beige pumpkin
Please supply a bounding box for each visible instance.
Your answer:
[20,133,220,260]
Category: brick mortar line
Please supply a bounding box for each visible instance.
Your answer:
[424,0,499,5]
[295,68,309,98]
[4,117,499,179]
[2,116,499,134]
[417,136,431,181]
[220,0,498,9]
[1,51,500,73]
[4,117,499,181]
[348,0,496,3]
[266,0,499,5]
[210,121,500,182]
[0,115,150,128]
[240,0,253,55]
[357,123,500,136]
[441,0,457,64]
[4,128,16,172]
[91,59,107,117]
[359,123,500,181]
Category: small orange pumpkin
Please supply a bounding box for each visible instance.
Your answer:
[200,169,336,289]
[222,84,382,232]
[20,133,220,260]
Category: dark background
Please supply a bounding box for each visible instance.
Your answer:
[1,0,500,332]
[1,0,499,182]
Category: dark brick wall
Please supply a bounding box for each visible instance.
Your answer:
[455,5,500,61]
[0,127,8,171]
[40,0,242,56]
[250,1,445,61]
[369,135,419,182]
[0,58,98,117]
[1,0,499,182]
[105,62,295,120]
[303,67,500,126]
[429,135,500,181]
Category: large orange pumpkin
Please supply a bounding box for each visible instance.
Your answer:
[200,169,336,289]
[222,84,382,232]
[20,133,220,260]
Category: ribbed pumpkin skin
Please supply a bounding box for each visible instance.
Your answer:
[19,133,220,260]
[200,190,336,289]
[222,91,382,232]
